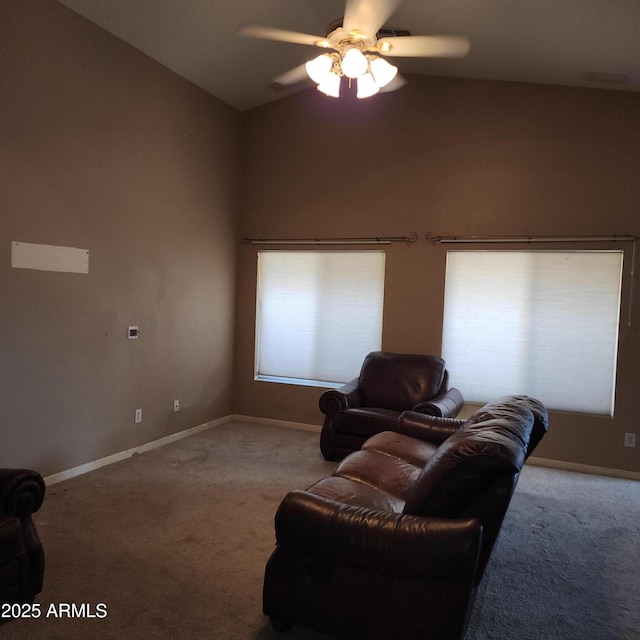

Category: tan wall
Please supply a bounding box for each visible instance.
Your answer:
[2,0,638,478]
[1,0,241,476]
[235,77,640,474]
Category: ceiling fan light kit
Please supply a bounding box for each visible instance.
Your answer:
[240,0,470,101]
[305,49,397,99]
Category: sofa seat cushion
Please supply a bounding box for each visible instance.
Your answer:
[307,476,405,513]
[403,407,535,518]
[332,407,400,437]
[334,450,422,501]
[363,431,439,468]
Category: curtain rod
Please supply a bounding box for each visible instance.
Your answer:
[426,233,638,244]
[242,232,418,246]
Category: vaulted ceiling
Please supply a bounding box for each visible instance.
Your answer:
[57,0,640,111]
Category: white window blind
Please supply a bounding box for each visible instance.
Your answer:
[442,250,623,416]
[255,251,385,386]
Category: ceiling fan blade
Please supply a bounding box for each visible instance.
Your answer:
[378,74,407,93]
[239,24,329,48]
[343,0,402,35]
[378,34,471,58]
[272,64,311,87]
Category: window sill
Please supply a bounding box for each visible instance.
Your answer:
[254,375,342,389]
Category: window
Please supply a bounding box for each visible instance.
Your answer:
[442,250,623,416]
[255,251,385,386]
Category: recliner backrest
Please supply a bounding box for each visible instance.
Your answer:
[358,352,446,411]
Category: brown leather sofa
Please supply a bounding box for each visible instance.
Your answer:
[263,395,548,640]
[319,351,464,460]
[0,468,45,607]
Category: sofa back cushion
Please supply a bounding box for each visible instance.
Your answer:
[403,403,534,518]
[358,352,446,411]
[464,395,549,457]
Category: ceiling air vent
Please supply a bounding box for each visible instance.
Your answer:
[376,27,412,38]
[583,70,632,85]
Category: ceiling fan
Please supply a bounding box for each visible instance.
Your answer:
[239,0,470,99]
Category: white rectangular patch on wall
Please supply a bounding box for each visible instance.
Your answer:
[11,241,89,274]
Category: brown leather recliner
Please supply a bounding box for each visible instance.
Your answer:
[0,468,45,607]
[319,351,464,460]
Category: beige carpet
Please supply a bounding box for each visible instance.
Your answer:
[6,422,335,640]
[4,421,640,639]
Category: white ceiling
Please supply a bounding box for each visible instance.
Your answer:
[57,0,640,112]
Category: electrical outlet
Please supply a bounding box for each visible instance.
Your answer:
[134,408,142,424]
[173,399,180,413]
[623,433,636,448]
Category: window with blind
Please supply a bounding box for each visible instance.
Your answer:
[441,250,623,416]
[255,250,385,386]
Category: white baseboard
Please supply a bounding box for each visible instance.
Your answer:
[233,417,640,480]
[236,418,639,481]
[232,414,322,433]
[43,415,638,486]
[528,456,640,481]
[44,415,232,486]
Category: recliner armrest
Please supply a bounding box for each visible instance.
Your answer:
[413,387,464,418]
[275,490,482,581]
[318,378,362,414]
[398,411,466,445]
[0,469,45,518]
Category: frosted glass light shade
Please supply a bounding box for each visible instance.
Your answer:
[305,54,333,84]
[370,57,398,88]
[356,73,380,99]
[342,47,368,78]
[317,71,341,97]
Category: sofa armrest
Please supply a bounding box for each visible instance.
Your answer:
[318,378,362,415]
[413,387,464,418]
[274,490,482,581]
[0,469,45,518]
[398,411,466,445]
